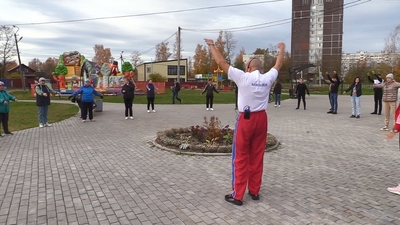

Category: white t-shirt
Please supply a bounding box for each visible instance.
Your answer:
[228,66,278,112]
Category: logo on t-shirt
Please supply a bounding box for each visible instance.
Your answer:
[251,82,268,87]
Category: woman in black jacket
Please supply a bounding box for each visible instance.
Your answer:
[201,78,219,111]
[146,79,158,113]
[121,78,135,119]
[273,79,282,107]
[343,77,362,118]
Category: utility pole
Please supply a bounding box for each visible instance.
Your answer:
[177,27,181,83]
[120,51,124,73]
[13,26,25,92]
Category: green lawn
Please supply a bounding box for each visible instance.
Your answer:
[9,89,291,104]
[7,102,79,132]
[4,85,373,132]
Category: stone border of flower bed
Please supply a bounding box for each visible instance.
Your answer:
[151,131,280,156]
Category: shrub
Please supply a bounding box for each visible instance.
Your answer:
[149,73,167,82]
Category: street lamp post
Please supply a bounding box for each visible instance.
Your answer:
[13,25,25,92]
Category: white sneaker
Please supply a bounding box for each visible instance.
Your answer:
[147,110,150,113]
[129,116,134,120]
[152,110,156,113]
[125,117,128,120]
[380,126,389,131]
[210,108,214,111]
[388,184,400,195]
[82,120,86,123]
[90,119,96,122]
[274,105,277,107]
[45,123,52,127]
[278,105,281,108]
[39,123,44,128]
[206,108,209,111]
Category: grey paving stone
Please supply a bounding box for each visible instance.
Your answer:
[1,96,400,224]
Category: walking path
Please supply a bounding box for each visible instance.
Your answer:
[1,95,400,225]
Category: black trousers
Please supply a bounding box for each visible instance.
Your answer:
[0,113,10,134]
[297,94,306,109]
[206,95,214,108]
[374,91,383,114]
[147,97,155,110]
[124,98,133,117]
[81,102,94,120]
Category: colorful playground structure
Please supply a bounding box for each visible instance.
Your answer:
[44,51,165,96]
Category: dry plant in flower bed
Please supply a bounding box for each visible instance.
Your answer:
[155,116,278,154]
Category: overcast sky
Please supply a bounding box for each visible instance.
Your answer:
[1,0,399,66]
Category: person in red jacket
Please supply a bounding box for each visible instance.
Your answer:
[386,104,400,195]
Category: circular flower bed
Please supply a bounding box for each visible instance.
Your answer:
[155,116,279,154]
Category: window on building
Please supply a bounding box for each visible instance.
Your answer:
[147,67,151,73]
[167,65,185,75]
[318,43,322,47]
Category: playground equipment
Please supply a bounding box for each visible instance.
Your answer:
[28,51,166,97]
[51,51,130,95]
[213,66,224,89]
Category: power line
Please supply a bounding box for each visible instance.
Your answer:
[6,0,284,26]
[140,32,177,56]
[182,0,371,33]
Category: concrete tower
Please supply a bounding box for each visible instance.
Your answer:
[291,0,344,78]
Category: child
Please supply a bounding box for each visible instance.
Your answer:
[201,78,219,111]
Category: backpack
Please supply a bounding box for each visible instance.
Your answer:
[175,82,181,91]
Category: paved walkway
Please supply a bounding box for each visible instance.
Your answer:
[1,95,400,225]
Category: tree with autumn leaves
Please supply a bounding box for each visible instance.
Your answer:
[193,31,228,75]
[192,30,291,81]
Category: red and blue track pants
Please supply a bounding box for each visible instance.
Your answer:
[231,110,268,200]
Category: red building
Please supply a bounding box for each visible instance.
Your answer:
[6,64,37,88]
